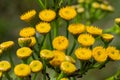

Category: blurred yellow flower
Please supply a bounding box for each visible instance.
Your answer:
[100,4,108,10]
[78,0,85,3]
[75,48,92,60]
[0,61,11,72]
[60,61,76,74]
[107,5,114,12]
[39,9,56,22]
[0,49,2,55]
[29,37,36,47]
[78,34,95,47]
[65,56,75,64]
[86,26,102,36]
[14,64,31,77]
[77,7,85,13]
[16,47,32,59]
[52,36,69,50]
[101,34,114,42]
[92,46,107,62]
[40,49,54,60]
[19,27,35,37]
[92,2,100,9]
[0,41,14,51]
[59,6,77,20]
[106,46,120,60]
[0,71,2,78]
[115,18,120,24]
[68,23,85,35]
[60,77,69,80]
[29,60,43,72]
[50,50,65,66]
[20,10,36,22]
[18,37,31,47]
[36,22,51,34]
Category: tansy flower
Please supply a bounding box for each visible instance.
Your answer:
[60,61,76,74]
[60,77,69,80]
[78,34,95,47]
[101,34,114,42]
[50,50,65,66]
[86,26,102,36]
[0,61,11,72]
[19,27,35,37]
[0,71,2,78]
[65,56,75,64]
[20,10,36,22]
[40,49,54,60]
[68,23,85,35]
[52,36,69,50]
[0,41,14,51]
[115,18,120,25]
[39,9,56,22]
[29,37,36,47]
[29,60,43,72]
[59,6,77,20]
[36,22,51,34]
[75,48,92,60]
[0,49,3,55]
[107,5,114,12]
[16,47,32,59]
[14,64,31,77]
[100,4,108,10]
[77,7,84,13]
[106,46,120,60]
[18,37,31,47]
[92,46,107,62]
[92,2,100,9]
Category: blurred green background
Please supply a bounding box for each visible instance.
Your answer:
[0,0,120,80]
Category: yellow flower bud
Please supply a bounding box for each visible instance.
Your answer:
[18,37,31,47]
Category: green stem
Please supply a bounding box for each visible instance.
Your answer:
[68,0,71,5]
[8,52,15,67]
[42,59,46,80]
[49,32,53,50]
[71,77,76,80]
[4,72,11,80]
[45,0,47,8]
[18,77,23,80]
[37,0,45,9]
[39,35,47,50]
[32,73,38,80]
[57,71,65,80]
[65,21,69,54]
[53,20,58,38]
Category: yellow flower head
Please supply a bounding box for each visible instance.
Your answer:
[60,77,69,80]
[14,64,31,77]
[52,36,69,50]
[101,34,114,42]
[59,6,77,20]
[86,26,102,36]
[115,18,120,25]
[77,7,84,13]
[40,49,54,60]
[0,61,11,72]
[68,23,85,35]
[92,2,100,9]
[60,61,76,74]
[19,27,35,37]
[100,4,108,10]
[78,34,95,47]
[18,37,31,47]
[16,47,32,59]
[50,50,65,67]
[36,22,51,34]
[20,10,36,22]
[106,46,120,60]
[29,37,36,47]
[39,9,56,22]
[29,60,43,72]
[0,71,2,78]
[0,49,3,55]
[75,48,92,60]
[107,5,114,12]
[92,46,107,62]
[78,0,85,3]
[65,56,75,64]
[0,41,14,51]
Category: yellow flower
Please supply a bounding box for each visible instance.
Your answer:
[29,37,36,47]
[0,71,2,78]
[59,6,77,20]
[50,50,65,66]
[77,7,84,13]
[29,60,43,72]
[36,22,51,34]
[115,18,120,25]
[101,34,114,42]
[16,47,32,59]
[92,2,100,9]
[92,46,107,62]
[60,77,69,80]
[40,49,54,60]
[60,61,76,74]
[0,41,14,51]
[107,5,114,12]
[100,4,108,10]
[18,37,31,47]
[19,27,35,37]
[106,46,120,60]
[65,56,75,64]
[78,34,95,47]
[86,26,102,36]
[0,49,3,55]
[52,36,69,50]
[20,10,36,22]
[0,61,11,72]
[14,64,31,77]
[75,48,92,60]
[78,0,85,3]
[68,23,85,35]
[39,9,56,22]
